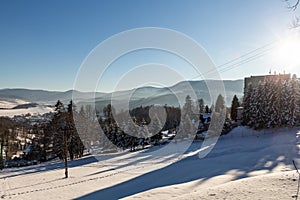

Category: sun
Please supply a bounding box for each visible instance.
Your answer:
[274,32,300,70]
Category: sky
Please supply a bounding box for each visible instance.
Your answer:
[0,0,299,92]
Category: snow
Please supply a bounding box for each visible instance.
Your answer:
[0,105,53,117]
[176,171,299,200]
[0,99,29,109]
[0,126,299,199]
[0,98,54,117]
[0,106,53,117]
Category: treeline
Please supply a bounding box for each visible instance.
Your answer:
[1,92,228,168]
[243,75,300,129]
[0,117,19,168]
[76,94,223,152]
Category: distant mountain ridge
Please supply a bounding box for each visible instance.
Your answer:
[0,80,244,109]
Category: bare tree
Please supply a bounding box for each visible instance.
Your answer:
[284,0,300,28]
[284,0,300,11]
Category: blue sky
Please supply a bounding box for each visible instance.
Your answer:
[0,0,298,92]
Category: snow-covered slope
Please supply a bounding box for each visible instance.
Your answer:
[0,98,54,117]
[0,98,30,109]
[0,105,53,117]
[176,170,299,200]
[0,127,299,199]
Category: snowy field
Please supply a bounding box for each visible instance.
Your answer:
[0,99,53,117]
[0,99,30,109]
[0,126,299,199]
[0,106,53,117]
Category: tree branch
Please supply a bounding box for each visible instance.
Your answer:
[284,0,300,11]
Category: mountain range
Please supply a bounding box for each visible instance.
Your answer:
[0,80,244,113]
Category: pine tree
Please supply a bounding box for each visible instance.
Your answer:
[181,114,196,139]
[205,105,210,113]
[215,94,225,113]
[198,99,205,114]
[254,82,266,129]
[55,100,64,113]
[123,118,138,151]
[287,75,299,126]
[263,79,274,128]
[230,95,240,121]
[243,75,300,129]
[183,95,193,117]
[0,117,15,169]
[52,100,66,159]
[278,79,285,126]
[149,114,163,145]
[243,83,253,126]
[266,80,277,127]
[137,119,149,149]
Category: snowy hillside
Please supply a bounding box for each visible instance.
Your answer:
[0,126,299,199]
[0,98,54,117]
[0,98,30,109]
[0,106,54,117]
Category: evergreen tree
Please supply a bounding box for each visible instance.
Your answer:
[0,117,15,169]
[103,104,115,124]
[253,82,266,129]
[273,80,291,127]
[183,95,193,117]
[181,114,196,139]
[287,76,299,126]
[215,94,225,113]
[138,119,149,149]
[149,114,163,145]
[263,79,274,128]
[66,101,84,160]
[266,80,279,127]
[205,105,210,113]
[242,75,300,129]
[52,100,66,159]
[198,98,205,113]
[123,118,138,151]
[243,83,253,125]
[55,100,64,113]
[230,95,240,121]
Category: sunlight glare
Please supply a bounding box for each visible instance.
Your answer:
[274,32,300,70]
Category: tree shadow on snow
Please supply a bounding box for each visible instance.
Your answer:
[78,129,300,200]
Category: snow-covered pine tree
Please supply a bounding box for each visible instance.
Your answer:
[243,83,253,126]
[123,118,138,151]
[215,94,225,113]
[263,79,274,128]
[182,113,196,139]
[137,119,149,149]
[287,75,300,126]
[183,95,193,117]
[198,98,205,114]
[253,81,266,129]
[270,80,278,127]
[249,85,259,128]
[276,80,291,127]
[149,114,163,145]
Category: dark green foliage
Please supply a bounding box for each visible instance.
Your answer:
[230,95,240,121]
[50,100,84,160]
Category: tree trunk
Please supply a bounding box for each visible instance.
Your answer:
[0,142,3,170]
[0,142,3,158]
[64,129,68,178]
